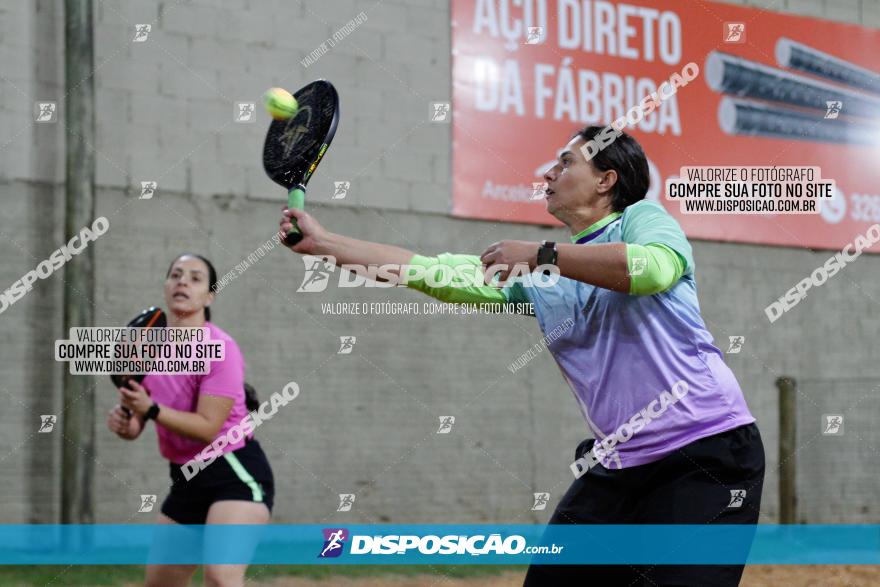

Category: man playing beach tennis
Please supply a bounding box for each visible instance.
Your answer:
[278,126,765,586]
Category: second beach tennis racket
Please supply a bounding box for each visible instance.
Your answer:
[263,80,340,246]
[111,307,166,416]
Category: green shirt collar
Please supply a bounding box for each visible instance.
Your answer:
[569,212,623,243]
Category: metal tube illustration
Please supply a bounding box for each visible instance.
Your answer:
[706,51,880,119]
[776,38,880,96]
[718,97,880,146]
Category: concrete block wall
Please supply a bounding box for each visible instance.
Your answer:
[0,0,878,524]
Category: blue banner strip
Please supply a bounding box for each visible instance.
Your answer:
[0,525,878,565]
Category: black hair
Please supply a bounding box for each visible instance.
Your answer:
[244,382,260,412]
[573,126,650,212]
[166,253,218,321]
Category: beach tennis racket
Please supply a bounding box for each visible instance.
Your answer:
[111,307,166,415]
[262,80,340,246]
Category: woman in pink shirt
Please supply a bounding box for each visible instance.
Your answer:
[106,253,274,587]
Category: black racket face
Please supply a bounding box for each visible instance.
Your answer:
[110,307,166,388]
[262,80,340,189]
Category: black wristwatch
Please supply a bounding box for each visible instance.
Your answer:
[144,402,160,422]
[536,240,558,275]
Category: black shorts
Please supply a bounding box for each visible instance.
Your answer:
[524,423,765,587]
[162,438,275,525]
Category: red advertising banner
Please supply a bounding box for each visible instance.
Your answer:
[451,0,880,252]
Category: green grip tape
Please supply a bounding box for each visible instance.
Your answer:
[287,187,305,236]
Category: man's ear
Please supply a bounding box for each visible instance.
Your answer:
[597,169,618,195]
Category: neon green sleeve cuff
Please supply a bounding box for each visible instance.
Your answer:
[626,243,686,296]
[405,253,509,306]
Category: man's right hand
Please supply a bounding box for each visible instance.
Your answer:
[277,206,417,275]
[279,207,330,256]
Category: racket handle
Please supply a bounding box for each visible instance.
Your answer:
[285,186,306,246]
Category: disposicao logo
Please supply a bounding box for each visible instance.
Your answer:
[318,528,348,558]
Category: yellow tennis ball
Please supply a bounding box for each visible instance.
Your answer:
[263,87,299,121]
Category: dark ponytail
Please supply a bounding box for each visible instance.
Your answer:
[244,382,260,412]
[166,253,218,322]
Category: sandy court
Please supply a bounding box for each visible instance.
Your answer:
[129,565,879,587]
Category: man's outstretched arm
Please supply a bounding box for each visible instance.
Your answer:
[279,207,519,309]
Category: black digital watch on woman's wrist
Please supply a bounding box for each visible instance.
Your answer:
[144,402,160,422]
[537,240,558,275]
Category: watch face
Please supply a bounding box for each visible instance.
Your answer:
[538,243,557,266]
